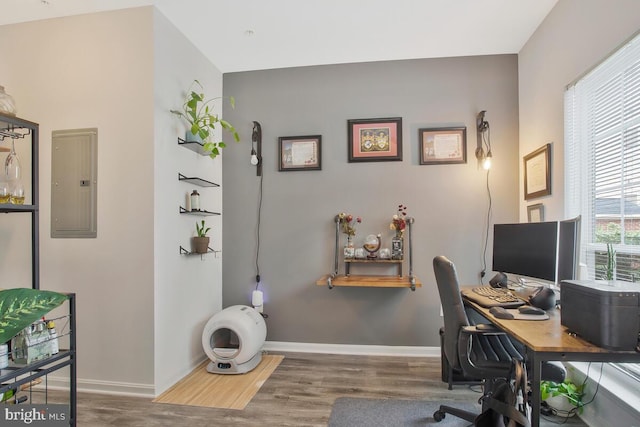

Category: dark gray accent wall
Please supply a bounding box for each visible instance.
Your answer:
[222,55,519,346]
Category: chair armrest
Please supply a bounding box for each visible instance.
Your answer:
[461,324,505,335]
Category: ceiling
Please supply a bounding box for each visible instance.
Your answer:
[0,0,558,73]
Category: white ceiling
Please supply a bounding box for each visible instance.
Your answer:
[0,0,558,73]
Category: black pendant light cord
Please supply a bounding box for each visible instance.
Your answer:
[481,169,492,284]
[255,171,263,290]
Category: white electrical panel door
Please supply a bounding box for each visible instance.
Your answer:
[51,128,97,238]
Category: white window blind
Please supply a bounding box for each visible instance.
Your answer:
[565,32,640,282]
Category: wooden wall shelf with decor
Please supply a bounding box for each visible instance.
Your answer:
[317,215,419,291]
[316,274,421,290]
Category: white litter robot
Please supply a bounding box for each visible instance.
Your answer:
[201,305,267,374]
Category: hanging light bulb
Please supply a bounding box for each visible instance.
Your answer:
[250,148,259,166]
[483,150,492,170]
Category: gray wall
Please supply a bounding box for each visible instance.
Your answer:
[222,55,520,346]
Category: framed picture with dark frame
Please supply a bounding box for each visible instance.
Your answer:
[524,143,551,200]
[347,117,402,162]
[419,127,467,165]
[527,203,545,223]
[278,135,322,171]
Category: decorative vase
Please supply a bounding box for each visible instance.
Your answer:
[344,235,355,259]
[192,236,210,254]
[391,232,403,260]
[185,130,203,143]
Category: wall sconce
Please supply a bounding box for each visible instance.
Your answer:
[475,110,492,170]
[251,121,262,176]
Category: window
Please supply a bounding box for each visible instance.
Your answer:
[565,32,640,381]
[565,32,640,282]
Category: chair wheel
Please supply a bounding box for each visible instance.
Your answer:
[433,410,446,422]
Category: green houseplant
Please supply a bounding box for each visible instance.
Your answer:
[170,79,240,159]
[605,243,616,280]
[192,220,211,254]
[0,288,68,345]
[541,379,585,415]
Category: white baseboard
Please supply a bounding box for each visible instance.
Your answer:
[45,343,439,397]
[42,376,156,398]
[263,341,441,357]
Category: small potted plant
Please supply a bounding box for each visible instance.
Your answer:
[541,379,585,416]
[192,220,211,254]
[605,243,616,281]
[170,79,240,159]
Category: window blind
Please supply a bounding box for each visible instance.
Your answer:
[565,32,640,282]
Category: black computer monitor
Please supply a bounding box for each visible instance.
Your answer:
[492,221,559,282]
[557,216,581,283]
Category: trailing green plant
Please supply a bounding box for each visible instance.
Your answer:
[170,79,240,159]
[196,220,210,237]
[541,379,585,412]
[0,288,68,344]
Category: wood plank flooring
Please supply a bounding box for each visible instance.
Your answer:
[46,351,585,426]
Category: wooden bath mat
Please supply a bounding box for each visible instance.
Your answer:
[153,354,283,410]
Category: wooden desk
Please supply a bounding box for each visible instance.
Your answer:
[463,289,640,426]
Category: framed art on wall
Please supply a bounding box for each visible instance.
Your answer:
[527,203,545,222]
[278,135,321,171]
[419,127,467,165]
[524,143,551,200]
[347,117,402,162]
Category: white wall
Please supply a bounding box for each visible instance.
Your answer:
[0,8,156,392]
[153,9,224,395]
[518,0,640,221]
[0,6,225,396]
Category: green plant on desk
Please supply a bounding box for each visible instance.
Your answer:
[541,379,585,413]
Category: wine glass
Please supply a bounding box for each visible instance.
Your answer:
[5,138,21,182]
[0,180,9,204]
[10,180,24,205]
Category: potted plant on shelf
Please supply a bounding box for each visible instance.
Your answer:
[192,220,211,254]
[170,79,240,159]
[541,379,585,416]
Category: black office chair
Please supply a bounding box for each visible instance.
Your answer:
[432,255,565,424]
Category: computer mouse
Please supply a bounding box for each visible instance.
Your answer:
[518,305,546,315]
[489,306,515,319]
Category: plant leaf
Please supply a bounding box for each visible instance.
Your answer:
[0,288,68,344]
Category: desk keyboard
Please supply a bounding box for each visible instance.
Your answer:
[462,286,526,308]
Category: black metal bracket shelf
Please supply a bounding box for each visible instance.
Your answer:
[177,137,210,156]
[179,246,221,258]
[179,206,220,216]
[178,173,219,188]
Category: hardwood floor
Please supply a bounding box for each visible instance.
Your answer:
[50,351,585,426]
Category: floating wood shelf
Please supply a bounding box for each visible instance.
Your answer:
[316,274,421,291]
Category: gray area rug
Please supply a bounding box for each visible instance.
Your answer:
[328,397,480,427]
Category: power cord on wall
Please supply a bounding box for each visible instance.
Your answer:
[480,169,492,283]
[252,121,268,318]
